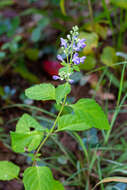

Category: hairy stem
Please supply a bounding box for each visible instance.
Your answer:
[32,95,67,166]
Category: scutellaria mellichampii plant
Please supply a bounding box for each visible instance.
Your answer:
[0,26,110,190]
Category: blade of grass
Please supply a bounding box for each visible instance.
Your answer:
[97,157,104,190]
[86,61,127,77]
[102,69,112,139]
[92,67,108,99]
[117,62,126,105]
[104,62,127,143]
[101,0,115,44]
[104,93,127,144]
[2,104,57,118]
[51,135,76,168]
[73,132,89,164]
[117,9,124,50]
[89,146,99,172]
[65,167,87,183]
[92,177,127,190]
[87,0,94,30]
[72,132,90,190]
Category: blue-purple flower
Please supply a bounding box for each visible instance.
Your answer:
[69,79,74,84]
[57,55,63,62]
[52,75,60,80]
[80,56,86,63]
[53,26,87,83]
[78,39,86,48]
[72,53,80,64]
[72,53,86,65]
[73,39,86,51]
[60,38,67,48]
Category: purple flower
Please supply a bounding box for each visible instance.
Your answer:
[73,43,79,51]
[78,39,86,49]
[69,79,74,84]
[72,53,86,65]
[53,75,60,80]
[73,38,86,51]
[57,55,63,62]
[72,53,80,65]
[80,56,86,63]
[60,38,67,48]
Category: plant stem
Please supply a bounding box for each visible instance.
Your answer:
[3,104,56,118]
[101,0,115,45]
[87,0,94,30]
[97,157,104,190]
[92,67,108,99]
[32,95,67,166]
[104,93,127,144]
[117,62,126,106]
[104,61,127,144]
[73,132,89,163]
[117,9,124,50]
[73,132,90,190]
[51,136,76,167]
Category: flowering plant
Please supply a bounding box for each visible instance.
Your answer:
[53,26,86,83]
[0,26,110,190]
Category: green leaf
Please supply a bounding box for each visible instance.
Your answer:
[100,46,117,67]
[55,83,71,104]
[31,27,42,42]
[72,99,110,130]
[11,114,44,153]
[0,161,20,180]
[23,166,54,190]
[58,113,92,131]
[59,65,72,77]
[111,0,127,9]
[31,17,49,42]
[58,98,110,131]
[25,48,39,61]
[7,16,20,37]
[16,113,43,133]
[21,8,43,16]
[53,180,65,190]
[60,0,66,15]
[10,42,18,53]
[79,32,99,55]
[25,83,56,101]
[14,62,40,84]
[0,52,5,59]
[79,55,96,71]
[84,22,108,39]
[11,131,43,153]
[1,42,10,50]
[0,0,14,8]
[73,65,80,71]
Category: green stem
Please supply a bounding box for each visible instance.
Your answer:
[51,136,76,167]
[104,62,127,144]
[117,62,126,106]
[73,132,89,163]
[117,9,124,50]
[97,157,104,190]
[3,104,56,118]
[87,0,94,30]
[0,57,17,77]
[101,0,115,44]
[92,67,108,99]
[73,132,90,190]
[32,95,67,166]
[104,93,127,144]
